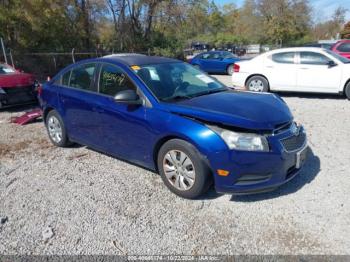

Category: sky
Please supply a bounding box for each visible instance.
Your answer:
[213,0,350,21]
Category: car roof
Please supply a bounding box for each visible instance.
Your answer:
[265,47,329,55]
[207,51,230,53]
[102,53,180,66]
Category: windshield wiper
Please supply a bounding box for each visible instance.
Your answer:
[162,95,192,101]
[190,88,227,98]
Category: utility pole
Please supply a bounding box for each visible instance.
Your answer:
[0,38,8,64]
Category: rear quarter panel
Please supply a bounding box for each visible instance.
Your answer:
[39,82,62,120]
[232,57,264,87]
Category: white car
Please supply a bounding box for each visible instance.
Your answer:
[232,47,350,99]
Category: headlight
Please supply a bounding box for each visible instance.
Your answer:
[207,125,269,152]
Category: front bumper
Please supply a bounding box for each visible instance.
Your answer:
[208,126,308,194]
[0,86,37,108]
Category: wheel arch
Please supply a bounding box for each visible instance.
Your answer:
[43,106,55,122]
[153,135,181,172]
[343,78,350,93]
[245,74,270,90]
[152,130,223,173]
[152,134,210,172]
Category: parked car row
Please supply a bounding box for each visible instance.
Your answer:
[231,47,350,99]
[189,51,241,75]
[0,63,37,108]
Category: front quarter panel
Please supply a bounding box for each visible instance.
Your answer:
[148,109,228,166]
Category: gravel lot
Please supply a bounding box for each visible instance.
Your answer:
[1,75,349,255]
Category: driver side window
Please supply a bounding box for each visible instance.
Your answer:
[209,53,221,60]
[300,52,330,65]
[201,53,210,59]
[99,64,136,96]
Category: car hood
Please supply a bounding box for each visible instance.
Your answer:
[0,73,35,88]
[163,91,293,131]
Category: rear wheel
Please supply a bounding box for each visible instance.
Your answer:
[157,139,212,199]
[345,82,350,100]
[227,64,234,75]
[246,76,269,92]
[45,110,71,147]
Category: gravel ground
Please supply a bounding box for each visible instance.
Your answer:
[0,75,349,255]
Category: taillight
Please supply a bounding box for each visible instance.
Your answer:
[35,81,43,96]
[37,84,43,96]
[234,64,240,73]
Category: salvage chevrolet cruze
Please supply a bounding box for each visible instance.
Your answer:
[39,54,308,198]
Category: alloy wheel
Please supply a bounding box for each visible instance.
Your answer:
[47,116,63,143]
[248,79,264,92]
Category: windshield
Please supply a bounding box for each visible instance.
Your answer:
[325,50,350,63]
[0,64,16,75]
[133,62,228,101]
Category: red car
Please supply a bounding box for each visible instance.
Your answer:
[0,63,37,108]
[331,40,350,59]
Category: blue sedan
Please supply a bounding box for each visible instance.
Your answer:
[190,51,240,75]
[39,54,307,199]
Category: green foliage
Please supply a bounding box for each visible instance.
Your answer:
[0,0,348,58]
[341,22,350,39]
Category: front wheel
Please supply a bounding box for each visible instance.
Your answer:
[157,139,212,199]
[246,76,269,92]
[345,82,350,100]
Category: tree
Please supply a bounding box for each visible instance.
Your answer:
[341,21,350,39]
[312,7,347,40]
[256,0,311,45]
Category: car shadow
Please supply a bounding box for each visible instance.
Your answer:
[276,92,344,100]
[230,147,320,202]
[197,187,224,200]
[64,144,319,202]
[0,103,39,113]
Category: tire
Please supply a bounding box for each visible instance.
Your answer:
[227,64,234,75]
[246,76,269,92]
[45,110,71,147]
[157,139,212,199]
[345,82,350,100]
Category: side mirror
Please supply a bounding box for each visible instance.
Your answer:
[114,89,142,105]
[327,60,337,68]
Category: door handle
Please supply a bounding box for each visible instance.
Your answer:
[266,66,274,68]
[300,68,309,70]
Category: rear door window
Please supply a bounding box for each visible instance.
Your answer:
[201,53,210,59]
[99,64,136,96]
[271,52,295,64]
[61,70,71,86]
[69,63,97,92]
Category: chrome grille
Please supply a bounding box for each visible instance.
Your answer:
[280,132,306,152]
